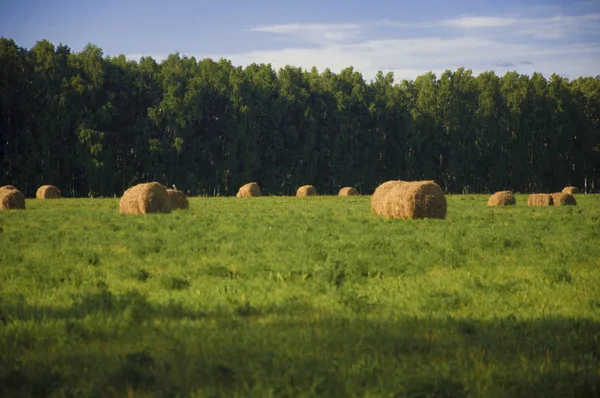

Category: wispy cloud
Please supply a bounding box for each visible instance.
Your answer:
[251,11,600,40]
[247,23,363,44]
[512,13,600,39]
[212,35,598,82]
[431,12,600,40]
[128,7,600,82]
[441,16,517,28]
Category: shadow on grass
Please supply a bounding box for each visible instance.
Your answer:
[0,291,599,398]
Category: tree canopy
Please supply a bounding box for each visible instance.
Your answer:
[1,38,599,197]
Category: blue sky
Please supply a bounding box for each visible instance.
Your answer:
[1,0,599,81]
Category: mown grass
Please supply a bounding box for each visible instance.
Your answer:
[0,194,599,397]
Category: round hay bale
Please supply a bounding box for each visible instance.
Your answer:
[119,182,172,215]
[487,190,516,206]
[0,186,25,210]
[296,185,317,197]
[551,192,577,206]
[338,187,359,197]
[236,182,262,198]
[371,180,404,215]
[562,186,580,194]
[36,185,61,199]
[372,180,446,219]
[167,189,189,210]
[527,193,553,206]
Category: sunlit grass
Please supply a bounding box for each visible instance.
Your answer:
[1,194,599,397]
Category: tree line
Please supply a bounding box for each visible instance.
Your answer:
[1,38,599,197]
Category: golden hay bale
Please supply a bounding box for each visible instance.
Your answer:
[371,180,404,215]
[36,185,61,199]
[338,187,359,197]
[119,182,171,215]
[551,192,577,206]
[236,182,262,198]
[166,189,189,210]
[562,186,580,194]
[0,186,25,210]
[0,185,17,192]
[527,194,553,206]
[371,180,446,220]
[487,190,516,206]
[296,185,317,197]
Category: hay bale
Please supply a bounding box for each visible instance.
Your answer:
[562,186,580,194]
[551,192,577,206]
[371,180,446,219]
[0,185,17,192]
[487,190,516,206]
[0,186,25,210]
[119,182,171,215]
[338,187,359,197]
[36,185,61,199]
[296,185,317,197]
[236,182,262,198]
[371,180,404,215]
[527,194,553,206]
[167,189,189,210]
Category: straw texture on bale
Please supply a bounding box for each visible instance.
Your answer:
[527,194,554,206]
[562,186,580,195]
[296,185,317,197]
[236,182,262,197]
[338,187,359,197]
[551,192,577,206]
[119,182,172,215]
[166,189,189,210]
[36,185,61,199]
[487,190,516,206]
[371,180,403,215]
[0,185,25,210]
[371,180,447,220]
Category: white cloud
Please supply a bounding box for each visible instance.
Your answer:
[441,16,517,28]
[512,13,600,39]
[248,22,363,44]
[433,12,600,39]
[210,32,599,82]
[126,10,600,82]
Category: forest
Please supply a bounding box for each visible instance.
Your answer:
[1,37,599,197]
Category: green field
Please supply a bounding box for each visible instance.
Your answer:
[1,194,599,398]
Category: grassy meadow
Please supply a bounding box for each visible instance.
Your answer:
[0,193,599,397]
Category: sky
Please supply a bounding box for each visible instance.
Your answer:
[1,0,599,82]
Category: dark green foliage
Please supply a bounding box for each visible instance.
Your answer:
[1,37,599,196]
[130,268,151,282]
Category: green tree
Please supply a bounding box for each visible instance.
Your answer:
[2,37,600,196]
[0,38,32,193]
